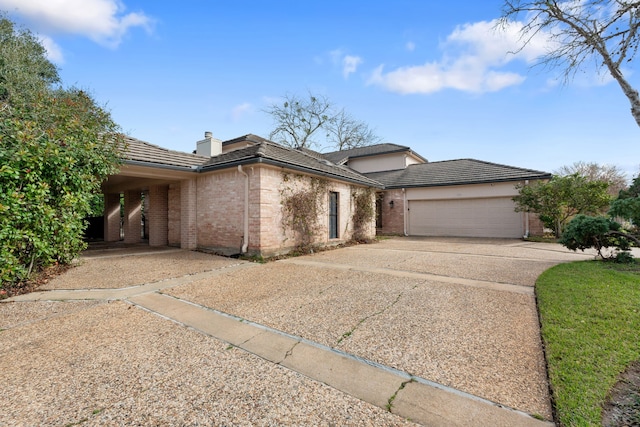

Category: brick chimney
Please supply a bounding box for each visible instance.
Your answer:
[196,131,222,157]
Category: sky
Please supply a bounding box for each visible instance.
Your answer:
[2,0,639,179]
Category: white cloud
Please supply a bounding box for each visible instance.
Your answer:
[231,103,253,121]
[329,49,344,64]
[406,41,416,52]
[342,55,362,79]
[38,35,64,63]
[368,19,552,94]
[0,0,153,48]
[327,49,363,79]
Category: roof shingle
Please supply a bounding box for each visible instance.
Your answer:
[200,138,382,187]
[322,143,427,164]
[123,136,208,169]
[365,159,551,188]
[121,135,550,190]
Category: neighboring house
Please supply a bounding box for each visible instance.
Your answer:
[101,134,550,256]
[102,133,379,256]
[321,143,551,239]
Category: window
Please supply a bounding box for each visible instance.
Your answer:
[329,191,339,239]
[375,192,384,228]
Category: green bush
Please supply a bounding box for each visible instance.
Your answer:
[513,174,611,237]
[0,17,123,286]
[559,214,632,260]
[351,188,375,242]
[610,196,640,229]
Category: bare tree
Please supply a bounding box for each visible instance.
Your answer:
[328,109,381,151]
[265,92,333,149]
[264,91,381,151]
[555,161,628,195]
[499,0,640,127]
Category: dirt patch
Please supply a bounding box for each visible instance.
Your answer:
[40,250,240,290]
[602,360,640,427]
[1,263,71,300]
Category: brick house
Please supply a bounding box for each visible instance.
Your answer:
[102,134,550,255]
[102,133,380,256]
[322,144,551,239]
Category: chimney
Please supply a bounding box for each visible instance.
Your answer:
[196,131,222,157]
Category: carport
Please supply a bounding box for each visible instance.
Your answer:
[100,137,203,248]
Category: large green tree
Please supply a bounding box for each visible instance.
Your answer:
[0,16,123,286]
[513,173,611,237]
[610,171,640,228]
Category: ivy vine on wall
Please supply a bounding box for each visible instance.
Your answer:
[351,187,375,242]
[280,173,329,252]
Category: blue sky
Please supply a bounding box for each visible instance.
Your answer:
[2,0,639,178]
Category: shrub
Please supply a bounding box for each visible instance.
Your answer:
[0,17,123,286]
[560,215,632,260]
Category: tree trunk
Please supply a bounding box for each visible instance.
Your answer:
[602,55,640,128]
[618,79,640,128]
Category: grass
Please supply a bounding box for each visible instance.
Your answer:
[536,260,640,426]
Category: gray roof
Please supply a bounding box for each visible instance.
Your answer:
[121,136,549,190]
[322,143,428,164]
[123,136,208,169]
[200,135,382,187]
[121,135,380,187]
[365,159,551,188]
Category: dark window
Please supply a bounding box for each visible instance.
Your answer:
[375,192,384,228]
[329,192,339,239]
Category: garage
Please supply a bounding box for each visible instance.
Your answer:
[407,197,524,238]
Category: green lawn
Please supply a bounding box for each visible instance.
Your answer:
[536,261,640,426]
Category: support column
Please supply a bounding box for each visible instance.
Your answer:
[123,190,142,244]
[148,185,169,246]
[181,179,197,249]
[103,193,121,242]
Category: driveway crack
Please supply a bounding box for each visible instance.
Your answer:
[336,285,418,346]
[279,341,300,364]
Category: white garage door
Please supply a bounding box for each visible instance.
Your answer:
[408,198,523,238]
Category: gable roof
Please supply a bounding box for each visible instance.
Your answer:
[365,159,551,189]
[322,143,428,165]
[200,135,382,187]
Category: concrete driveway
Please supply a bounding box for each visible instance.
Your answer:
[1,237,593,426]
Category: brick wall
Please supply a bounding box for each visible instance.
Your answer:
[527,212,545,237]
[377,189,405,235]
[196,169,245,254]
[252,167,285,254]
[148,185,168,246]
[252,168,375,256]
[167,184,181,246]
[181,179,197,249]
[162,165,378,256]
